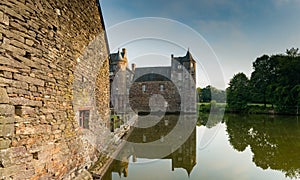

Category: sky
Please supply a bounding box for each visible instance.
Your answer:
[100,0,300,89]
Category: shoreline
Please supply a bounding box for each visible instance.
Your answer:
[88,116,137,179]
[198,103,300,116]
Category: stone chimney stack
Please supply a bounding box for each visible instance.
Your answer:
[122,48,127,58]
[131,63,136,72]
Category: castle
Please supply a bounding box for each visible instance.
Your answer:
[109,48,197,114]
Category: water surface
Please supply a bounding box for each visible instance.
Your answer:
[102,114,300,180]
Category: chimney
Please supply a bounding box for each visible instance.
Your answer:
[131,63,136,72]
[122,48,127,58]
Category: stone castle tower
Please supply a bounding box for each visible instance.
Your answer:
[171,50,197,113]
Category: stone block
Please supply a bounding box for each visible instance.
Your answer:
[13,54,40,69]
[14,74,45,86]
[11,80,28,89]
[0,77,13,85]
[0,164,26,177]
[0,104,14,116]
[10,21,27,33]
[7,87,30,96]
[0,56,30,70]
[10,97,42,107]
[0,13,10,26]
[3,44,26,56]
[15,126,35,135]
[0,66,18,73]
[0,138,11,150]
[0,117,15,124]
[0,124,14,137]
[25,39,34,46]
[3,71,12,79]
[4,7,25,22]
[29,85,37,92]
[0,27,25,43]
[0,88,9,103]
[0,11,3,22]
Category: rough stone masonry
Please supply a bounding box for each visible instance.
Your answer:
[0,0,110,179]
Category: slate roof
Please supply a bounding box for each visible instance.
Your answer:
[133,67,171,82]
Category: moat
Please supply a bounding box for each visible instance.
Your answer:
[101,114,300,180]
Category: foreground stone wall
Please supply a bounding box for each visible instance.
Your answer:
[0,0,109,179]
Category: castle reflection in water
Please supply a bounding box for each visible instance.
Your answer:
[102,115,197,180]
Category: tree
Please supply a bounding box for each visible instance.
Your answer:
[227,73,250,111]
[286,47,299,57]
[250,55,278,106]
[201,86,212,102]
[197,85,226,103]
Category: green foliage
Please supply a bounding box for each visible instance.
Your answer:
[250,54,278,106]
[226,72,250,111]
[197,85,226,103]
[226,48,300,114]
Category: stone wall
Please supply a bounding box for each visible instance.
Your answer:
[0,0,109,179]
[129,81,181,113]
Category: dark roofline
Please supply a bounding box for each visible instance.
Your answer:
[134,66,171,70]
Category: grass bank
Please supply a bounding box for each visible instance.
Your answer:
[198,102,299,116]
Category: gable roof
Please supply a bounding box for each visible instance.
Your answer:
[133,67,171,82]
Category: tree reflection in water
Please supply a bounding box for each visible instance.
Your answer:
[226,114,300,179]
[101,114,300,179]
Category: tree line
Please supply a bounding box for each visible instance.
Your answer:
[226,48,300,113]
[197,85,226,103]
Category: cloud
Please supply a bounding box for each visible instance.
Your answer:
[101,0,300,89]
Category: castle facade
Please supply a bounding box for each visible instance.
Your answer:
[110,49,197,114]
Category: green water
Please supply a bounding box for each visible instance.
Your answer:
[102,114,300,180]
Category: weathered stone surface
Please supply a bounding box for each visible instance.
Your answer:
[0,66,19,72]
[25,39,34,46]
[0,117,15,124]
[11,80,28,89]
[0,138,11,150]
[10,97,42,107]
[0,56,30,69]
[7,87,30,96]
[14,74,44,86]
[15,106,35,116]
[0,0,111,179]
[0,104,14,116]
[0,88,9,103]
[0,124,14,137]
[15,126,35,135]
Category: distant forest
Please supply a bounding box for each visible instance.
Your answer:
[226,48,300,113]
[197,48,300,114]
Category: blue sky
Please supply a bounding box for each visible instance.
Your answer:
[101,0,300,89]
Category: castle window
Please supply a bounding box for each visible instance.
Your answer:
[160,84,164,91]
[142,84,146,92]
[191,63,194,68]
[79,110,90,129]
